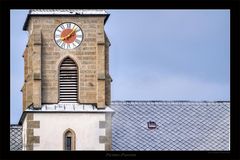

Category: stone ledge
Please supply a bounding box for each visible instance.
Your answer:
[33,72,41,80]
[97,42,105,45]
[98,73,105,80]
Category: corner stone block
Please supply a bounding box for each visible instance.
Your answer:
[27,113,33,120]
[27,121,40,129]
[99,136,107,143]
[27,136,40,144]
[99,121,107,128]
[26,145,33,150]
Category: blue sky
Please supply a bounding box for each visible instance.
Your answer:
[10,10,230,124]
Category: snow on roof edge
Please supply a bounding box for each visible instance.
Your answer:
[30,9,108,15]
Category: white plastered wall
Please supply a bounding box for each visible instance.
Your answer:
[32,112,106,150]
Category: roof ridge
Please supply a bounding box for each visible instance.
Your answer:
[23,9,110,31]
[29,9,108,15]
[111,100,230,103]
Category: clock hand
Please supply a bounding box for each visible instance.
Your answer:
[67,27,77,38]
[60,27,77,40]
[61,34,71,40]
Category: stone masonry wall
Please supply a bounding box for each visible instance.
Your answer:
[22,15,111,109]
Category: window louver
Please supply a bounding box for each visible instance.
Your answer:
[59,58,78,103]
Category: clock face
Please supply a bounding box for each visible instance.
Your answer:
[54,22,83,49]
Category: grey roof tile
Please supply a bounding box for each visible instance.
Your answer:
[10,125,22,151]
[111,101,230,151]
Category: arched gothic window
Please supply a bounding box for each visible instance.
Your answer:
[59,57,78,103]
[63,129,76,151]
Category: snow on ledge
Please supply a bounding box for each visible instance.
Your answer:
[25,103,114,113]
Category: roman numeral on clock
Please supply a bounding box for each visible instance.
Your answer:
[77,35,82,38]
[75,28,81,33]
[67,23,71,29]
[56,39,62,44]
[67,44,70,49]
[75,39,81,44]
[61,42,65,49]
[55,35,60,38]
[72,42,77,47]
[60,24,65,30]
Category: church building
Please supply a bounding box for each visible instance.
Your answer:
[10,9,230,151]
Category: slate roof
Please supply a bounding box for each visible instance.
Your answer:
[111,101,230,151]
[10,125,22,151]
[29,9,108,15]
[10,101,230,151]
[23,9,109,30]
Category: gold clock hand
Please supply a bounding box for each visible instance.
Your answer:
[60,27,77,40]
[68,27,77,37]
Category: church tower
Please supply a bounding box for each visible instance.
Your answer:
[20,9,113,150]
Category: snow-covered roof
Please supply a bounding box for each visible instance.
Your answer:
[29,9,108,15]
[23,9,109,30]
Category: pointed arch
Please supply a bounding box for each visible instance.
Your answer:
[59,56,78,103]
[63,128,76,151]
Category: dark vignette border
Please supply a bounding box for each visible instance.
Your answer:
[0,0,239,160]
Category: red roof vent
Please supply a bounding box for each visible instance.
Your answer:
[147,121,157,129]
